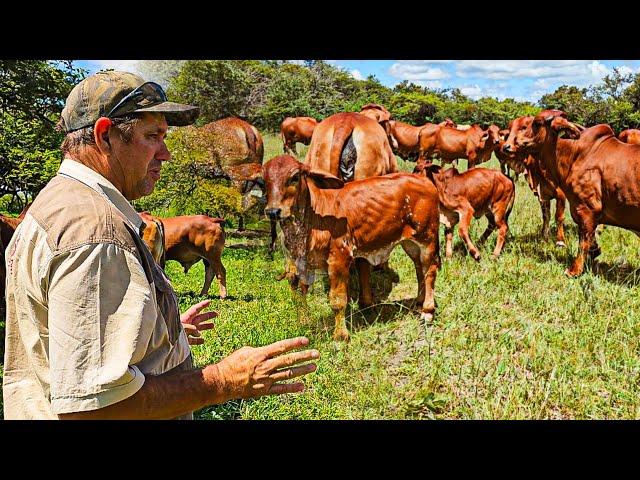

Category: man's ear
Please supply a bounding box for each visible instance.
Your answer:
[94,117,113,153]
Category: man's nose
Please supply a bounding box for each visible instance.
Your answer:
[265,208,281,220]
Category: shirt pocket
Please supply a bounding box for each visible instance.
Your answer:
[151,263,181,345]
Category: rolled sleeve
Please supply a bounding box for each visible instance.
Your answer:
[47,242,157,414]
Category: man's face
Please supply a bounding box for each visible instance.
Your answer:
[110,112,170,200]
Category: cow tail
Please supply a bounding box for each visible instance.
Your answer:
[329,124,356,182]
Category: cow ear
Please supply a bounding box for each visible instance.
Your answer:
[481,132,489,141]
[308,169,344,189]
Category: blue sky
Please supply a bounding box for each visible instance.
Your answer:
[76,60,640,104]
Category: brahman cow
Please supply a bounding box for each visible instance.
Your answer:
[416,164,515,260]
[506,109,639,277]
[417,124,501,170]
[303,111,399,307]
[140,212,227,298]
[618,128,640,145]
[501,117,567,247]
[280,116,318,156]
[263,155,440,341]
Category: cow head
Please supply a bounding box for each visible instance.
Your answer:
[439,118,457,128]
[518,110,583,151]
[502,116,534,154]
[263,155,344,220]
[480,124,502,150]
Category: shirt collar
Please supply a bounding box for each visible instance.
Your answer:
[58,159,145,235]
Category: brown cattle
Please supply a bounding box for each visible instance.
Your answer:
[303,111,399,307]
[418,124,501,170]
[507,109,637,277]
[501,117,567,247]
[140,213,227,298]
[263,155,440,341]
[388,120,437,161]
[618,128,640,145]
[280,116,318,156]
[439,118,457,128]
[139,211,166,266]
[417,165,515,260]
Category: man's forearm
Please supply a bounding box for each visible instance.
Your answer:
[58,364,228,420]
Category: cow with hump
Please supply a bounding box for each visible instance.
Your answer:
[300,111,399,308]
[507,109,640,277]
[501,116,567,247]
[263,155,440,342]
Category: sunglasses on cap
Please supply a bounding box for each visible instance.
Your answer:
[106,81,168,119]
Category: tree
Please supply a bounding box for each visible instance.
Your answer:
[0,60,86,211]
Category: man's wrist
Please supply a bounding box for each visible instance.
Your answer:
[202,364,230,405]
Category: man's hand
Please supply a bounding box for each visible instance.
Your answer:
[209,337,319,402]
[181,300,217,345]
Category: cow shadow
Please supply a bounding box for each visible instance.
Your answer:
[310,299,420,340]
[590,260,640,288]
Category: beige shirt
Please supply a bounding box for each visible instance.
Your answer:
[2,159,191,419]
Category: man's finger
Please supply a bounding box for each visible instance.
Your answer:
[262,337,310,358]
[264,350,320,371]
[192,311,218,324]
[195,322,215,331]
[268,382,305,395]
[184,300,212,316]
[189,337,205,345]
[270,363,317,382]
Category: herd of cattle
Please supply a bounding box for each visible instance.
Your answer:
[2,104,640,343]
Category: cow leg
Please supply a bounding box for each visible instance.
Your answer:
[491,212,509,259]
[566,205,599,277]
[539,198,551,241]
[555,196,566,247]
[328,253,351,342]
[479,214,496,244]
[457,207,480,261]
[355,257,373,308]
[445,227,454,258]
[269,217,278,258]
[401,240,438,323]
[200,259,214,296]
[211,254,227,299]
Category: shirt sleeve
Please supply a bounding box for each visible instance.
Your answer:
[47,242,157,415]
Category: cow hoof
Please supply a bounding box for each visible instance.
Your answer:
[472,252,481,261]
[333,329,350,342]
[556,241,566,248]
[420,312,434,324]
[564,268,582,278]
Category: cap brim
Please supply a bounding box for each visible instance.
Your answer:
[132,101,200,126]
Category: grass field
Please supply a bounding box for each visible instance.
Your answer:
[3,133,640,419]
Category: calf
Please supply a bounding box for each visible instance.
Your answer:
[280,116,318,156]
[140,213,227,298]
[416,165,515,260]
[263,155,440,342]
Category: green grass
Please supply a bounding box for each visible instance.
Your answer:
[3,133,640,419]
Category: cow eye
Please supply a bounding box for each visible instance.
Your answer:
[288,173,300,185]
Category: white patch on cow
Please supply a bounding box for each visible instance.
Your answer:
[356,241,400,266]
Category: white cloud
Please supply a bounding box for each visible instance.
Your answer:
[350,69,364,80]
[534,78,550,88]
[617,65,634,77]
[415,80,443,89]
[460,84,483,99]
[89,60,142,74]
[389,62,451,81]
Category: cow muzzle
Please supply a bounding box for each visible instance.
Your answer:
[502,143,513,153]
[265,208,282,220]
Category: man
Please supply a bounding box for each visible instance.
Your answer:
[2,71,319,420]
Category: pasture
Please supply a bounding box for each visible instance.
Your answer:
[3,134,640,419]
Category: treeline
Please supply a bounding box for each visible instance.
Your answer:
[3,59,640,214]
